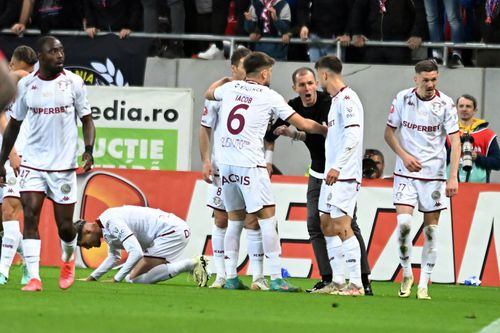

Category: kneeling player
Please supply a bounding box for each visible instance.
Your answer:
[75,205,209,286]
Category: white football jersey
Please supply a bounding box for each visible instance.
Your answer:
[2,99,30,156]
[213,80,295,167]
[12,69,91,171]
[387,88,459,180]
[97,205,184,250]
[200,99,222,170]
[324,87,364,182]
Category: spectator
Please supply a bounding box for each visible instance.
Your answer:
[362,149,386,179]
[244,0,292,61]
[11,0,84,35]
[475,0,500,67]
[83,0,141,39]
[296,0,352,62]
[197,0,251,60]
[423,0,465,68]
[351,0,427,65]
[447,94,500,183]
[0,0,22,30]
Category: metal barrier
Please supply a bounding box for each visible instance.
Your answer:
[2,29,500,66]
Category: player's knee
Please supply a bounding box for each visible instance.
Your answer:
[2,202,21,221]
[57,222,76,240]
[397,214,412,238]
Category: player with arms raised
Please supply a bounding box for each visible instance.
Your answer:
[384,59,460,300]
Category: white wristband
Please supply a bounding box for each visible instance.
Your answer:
[265,150,273,164]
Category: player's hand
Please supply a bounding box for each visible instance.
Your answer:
[0,164,6,187]
[119,28,131,39]
[86,27,98,38]
[325,168,339,185]
[337,34,351,47]
[202,160,213,184]
[8,152,21,176]
[81,152,94,172]
[407,36,422,50]
[299,26,309,40]
[250,33,261,41]
[446,177,458,197]
[11,23,26,35]
[352,35,367,48]
[273,125,293,137]
[402,154,422,172]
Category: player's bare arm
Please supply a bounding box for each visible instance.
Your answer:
[205,77,232,100]
[287,113,327,136]
[199,126,213,184]
[446,132,461,197]
[273,125,306,141]
[81,114,96,172]
[384,126,422,172]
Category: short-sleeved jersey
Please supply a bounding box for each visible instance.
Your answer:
[97,206,183,251]
[200,99,222,168]
[387,88,459,180]
[325,87,364,182]
[12,69,91,171]
[213,80,295,167]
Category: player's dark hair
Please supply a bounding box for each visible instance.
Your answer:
[74,219,86,244]
[458,94,477,110]
[243,51,275,76]
[415,60,438,73]
[315,55,342,74]
[35,35,59,53]
[292,67,316,84]
[12,45,37,66]
[230,47,251,66]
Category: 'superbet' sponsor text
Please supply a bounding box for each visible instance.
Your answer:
[30,106,66,114]
[402,121,441,132]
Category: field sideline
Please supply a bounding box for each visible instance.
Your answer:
[0,267,498,333]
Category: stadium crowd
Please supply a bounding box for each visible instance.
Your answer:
[0,0,499,65]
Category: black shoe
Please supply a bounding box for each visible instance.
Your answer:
[447,54,464,69]
[306,280,330,293]
[364,282,374,296]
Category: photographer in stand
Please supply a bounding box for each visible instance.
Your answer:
[447,94,500,183]
[362,149,389,179]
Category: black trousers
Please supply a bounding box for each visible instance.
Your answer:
[307,176,371,278]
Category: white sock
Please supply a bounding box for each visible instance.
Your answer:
[127,259,194,284]
[325,235,345,285]
[22,239,41,281]
[246,229,264,282]
[211,225,226,279]
[60,234,77,262]
[224,220,243,279]
[258,217,281,280]
[397,214,413,278]
[342,235,362,287]
[0,221,22,277]
[419,225,438,288]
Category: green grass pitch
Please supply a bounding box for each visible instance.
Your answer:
[0,267,498,333]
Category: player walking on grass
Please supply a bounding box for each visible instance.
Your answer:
[200,48,268,291]
[0,36,96,292]
[384,59,460,300]
[205,52,327,292]
[75,205,209,286]
[315,56,365,296]
[0,45,37,286]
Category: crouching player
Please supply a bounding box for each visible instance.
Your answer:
[75,205,209,286]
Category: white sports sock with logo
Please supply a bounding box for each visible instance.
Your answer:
[60,235,77,262]
[22,239,41,281]
[397,214,413,278]
[342,235,362,287]
[258,217,281,280]
[325,235,345,285]
[419,225,438,288]
[246,228,264,282]
[126,259,194,284]
[0,221,22,278]
[224,220,243,279]
[211,225,226,279]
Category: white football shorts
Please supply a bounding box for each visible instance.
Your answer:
[318,180,359,219]
[393,175,447,212]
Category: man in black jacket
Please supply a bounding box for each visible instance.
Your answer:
[351,0,427,65]
[264,67,373,295]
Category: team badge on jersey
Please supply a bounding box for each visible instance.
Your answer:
[7,177,17,186]
[61,183,72,194]
[431,101,444,116]
[58,80,69,92]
